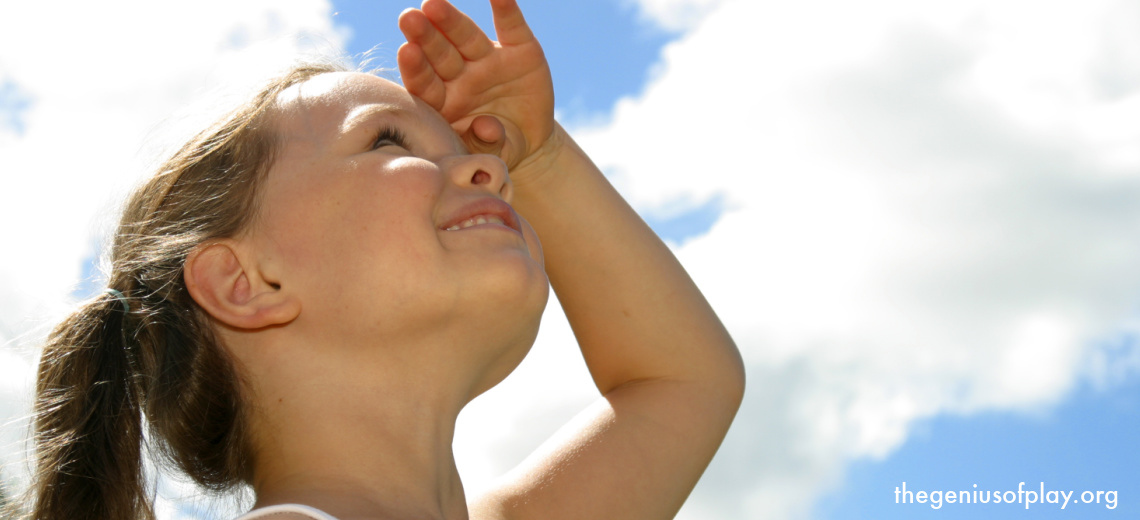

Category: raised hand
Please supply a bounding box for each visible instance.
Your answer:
[400,5,744,520]
[397,0,556,177]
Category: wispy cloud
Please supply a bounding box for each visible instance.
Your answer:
[625,0,728,32]
[0,79,33,136]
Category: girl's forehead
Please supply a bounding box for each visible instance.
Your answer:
[270,71,464,158]
[279,72,412,107]
[275,72,419,130]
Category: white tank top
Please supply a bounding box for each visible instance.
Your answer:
[232,504,339,520]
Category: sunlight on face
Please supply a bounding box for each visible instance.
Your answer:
[250,72,548,390]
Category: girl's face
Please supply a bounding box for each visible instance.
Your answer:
[251,72,548,368]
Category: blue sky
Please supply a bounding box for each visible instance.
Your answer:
[1,1,1139,519]
[329,0,676,120]
[816,376,1140,519]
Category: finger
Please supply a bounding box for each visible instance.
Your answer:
[421,0,495,60]
[489,0,536,46]
[397,42,447,111]
[398,7,466,81]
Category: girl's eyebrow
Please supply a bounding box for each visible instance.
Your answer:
[340,103,411,136]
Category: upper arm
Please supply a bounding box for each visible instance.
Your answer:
[470,376,743,520]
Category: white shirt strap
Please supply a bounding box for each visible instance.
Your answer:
[232,503,339,520]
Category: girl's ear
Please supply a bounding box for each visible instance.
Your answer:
[184,240,301,329]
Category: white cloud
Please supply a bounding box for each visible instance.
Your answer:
[563,0,1140,517]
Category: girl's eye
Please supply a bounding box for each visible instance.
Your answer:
[372,126,409,150]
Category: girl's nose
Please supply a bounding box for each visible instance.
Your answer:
[445,153,512,202]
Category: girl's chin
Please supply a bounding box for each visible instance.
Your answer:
[466,319,543,401]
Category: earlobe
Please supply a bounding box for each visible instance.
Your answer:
[184,240,301,330]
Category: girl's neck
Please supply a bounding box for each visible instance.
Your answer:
[242,336,476,520]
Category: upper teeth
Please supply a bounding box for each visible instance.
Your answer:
[445,214,505,231]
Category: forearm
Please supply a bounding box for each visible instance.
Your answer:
[511,124,744,396]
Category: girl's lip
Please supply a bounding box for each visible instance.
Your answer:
[439,197,522,235]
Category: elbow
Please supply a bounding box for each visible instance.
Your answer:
[723,345,747,412]
[700,338,746,417]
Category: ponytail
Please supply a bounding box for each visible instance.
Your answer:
[28,291,151,520]
[14,63,344,520]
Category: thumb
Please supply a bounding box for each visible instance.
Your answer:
[460,114,507,157]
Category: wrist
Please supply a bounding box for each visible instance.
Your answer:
[510,122,572,194]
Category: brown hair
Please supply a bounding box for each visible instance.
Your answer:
[11,62,343,520]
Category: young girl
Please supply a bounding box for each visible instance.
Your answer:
[19,1,744,519]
